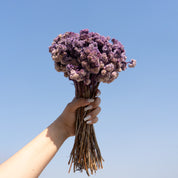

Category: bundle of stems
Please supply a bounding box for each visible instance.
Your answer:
[68,80,104,176]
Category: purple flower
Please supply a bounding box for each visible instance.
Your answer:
[49,29,136,85]
[54,62,66,72]
[128,59,136,68]
[104,63,114,72]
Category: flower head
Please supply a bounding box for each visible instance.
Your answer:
[49,29,136,85]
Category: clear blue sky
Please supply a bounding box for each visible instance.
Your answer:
[0,0,178,178]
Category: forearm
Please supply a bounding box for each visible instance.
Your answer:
[0,116,68,178]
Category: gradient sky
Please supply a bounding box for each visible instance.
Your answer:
[0,0,178,178]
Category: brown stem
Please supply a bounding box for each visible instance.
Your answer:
[68,80,103,176]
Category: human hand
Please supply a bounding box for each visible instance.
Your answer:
[57,89,101,137]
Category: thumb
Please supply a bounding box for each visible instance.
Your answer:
[69,98,94,112]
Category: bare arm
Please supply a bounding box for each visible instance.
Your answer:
[0,94,101,178]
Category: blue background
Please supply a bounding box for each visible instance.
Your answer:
[0,0,178,177]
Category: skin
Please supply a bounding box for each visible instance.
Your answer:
[0,90,101,178]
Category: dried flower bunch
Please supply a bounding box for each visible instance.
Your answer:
[49,29,136,85]
[49,29,136,176]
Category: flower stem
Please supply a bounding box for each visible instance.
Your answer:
[68,80,103,176]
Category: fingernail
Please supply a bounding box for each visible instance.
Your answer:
[87,99,94,103]
[96,91,101,97]
[87,120,92,124]
[84,105,93,112]
[84,115,91,121]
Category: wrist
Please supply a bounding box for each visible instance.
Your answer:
[54,116,71,139]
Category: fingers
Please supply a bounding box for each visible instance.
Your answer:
[84,97,101,112]
[83,90,101,124]
[86,117,98,125]
[83,106,101,124]
[68,98,95,112]
[67,97,101,124]
[68,89,101,112]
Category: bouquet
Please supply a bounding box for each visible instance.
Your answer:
[49,29,136,176]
